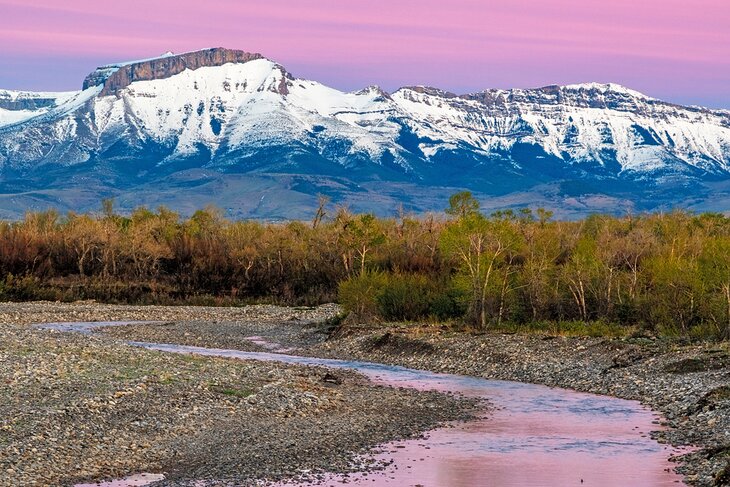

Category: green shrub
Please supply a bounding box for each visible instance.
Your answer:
[376,274,433,321]
[338,272,465,322]
[338,271,388,319]
[3,274,46,301]
[557,320,628,338]
[688,321,727,342]
[429,285,467,321]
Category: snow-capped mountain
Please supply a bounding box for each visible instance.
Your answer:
[1,47,729,219]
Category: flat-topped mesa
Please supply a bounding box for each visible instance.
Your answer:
[83,48,266,96]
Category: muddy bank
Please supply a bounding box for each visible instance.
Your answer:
[0,302,476,486]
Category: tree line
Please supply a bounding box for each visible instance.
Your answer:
[1,195,729,340]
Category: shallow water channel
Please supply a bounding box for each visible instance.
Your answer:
[40,321,688,486]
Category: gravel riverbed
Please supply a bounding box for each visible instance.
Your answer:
[0,302,477,487]
[2,301,729,486]
[308,327,730,487]
[88,304,730,487]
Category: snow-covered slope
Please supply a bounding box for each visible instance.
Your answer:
[390,83,730,175]
[0,88,102,129]
[0,47,729,218]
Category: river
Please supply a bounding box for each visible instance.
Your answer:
[38,321,687,486]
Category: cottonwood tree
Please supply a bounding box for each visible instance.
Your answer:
[561,233,600,322]
[226,221,263,287]
[445,191,480,219]
[336,210,386,276]
[63,213,103,276]
[441,194,521,329]
[125,207,176,279]
[644,214,705,335]
[311,195,330,229]
[520,219,562,321]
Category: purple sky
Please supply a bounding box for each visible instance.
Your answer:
[2,0,728,108]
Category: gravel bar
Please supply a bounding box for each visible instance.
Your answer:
[0,302,477,487]
[90,305,730,487]
[308,326,730,487]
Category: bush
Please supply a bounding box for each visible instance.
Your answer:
[338,272,465,322]
[556,320,629,338]
[688,322,727,342]
[3,274,48,301]
[337,271,389,319]
[376,274,433,321]
[377,274,465,321]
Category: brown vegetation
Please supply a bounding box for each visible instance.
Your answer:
[1,194,730,340]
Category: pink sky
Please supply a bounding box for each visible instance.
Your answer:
[2,0,728,107]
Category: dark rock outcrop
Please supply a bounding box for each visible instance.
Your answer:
[0,96,57,111]
[465,85,714,116]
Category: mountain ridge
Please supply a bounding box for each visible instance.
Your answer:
[0,47,729,219]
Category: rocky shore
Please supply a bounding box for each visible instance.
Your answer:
[82,304,730,486]
[2,301,729,486]
[308,327,730,487]
[0,302,476,487]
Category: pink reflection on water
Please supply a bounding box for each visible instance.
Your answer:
[41,323,688,487]
[275,355,688,486]
[136,343,689,487]
[244,335,295,354]
[279,406,686,486]
[74,473,164,487]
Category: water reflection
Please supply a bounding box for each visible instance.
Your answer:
[136,342,686,487]
[38,322,686,487]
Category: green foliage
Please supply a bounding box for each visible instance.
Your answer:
[428,282,468,321]
[440,212,523,329]
[3,274,45,301]
[375,273,433,321]
[376,274,464,321]
[497,320,630,338]
[698,237,730,339]
[337,270,389,319]
[338,272,464,322]
[0,195,729,341]
[445,191,480,218]
[687,322,727,342]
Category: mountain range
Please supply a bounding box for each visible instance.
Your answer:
[1,47,729,219]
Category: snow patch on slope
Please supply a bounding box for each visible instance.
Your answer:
[92,59,408,166]
[390,85,730,173]
[0,87,101,129]
[562,82,652,99]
